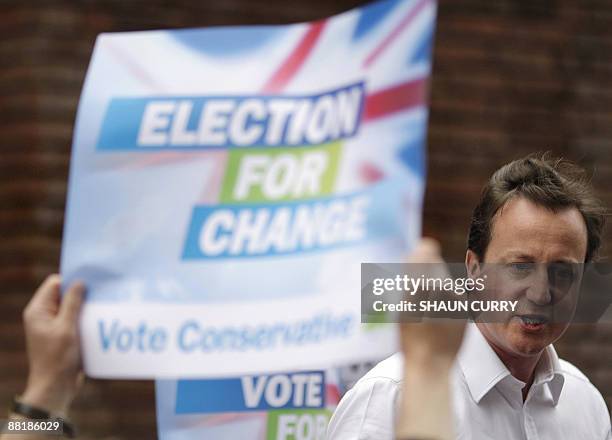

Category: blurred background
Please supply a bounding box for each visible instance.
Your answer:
[1,0,611,438]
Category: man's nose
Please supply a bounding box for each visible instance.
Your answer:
[525,265,552,305]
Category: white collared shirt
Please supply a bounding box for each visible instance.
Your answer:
[327,324,611,439]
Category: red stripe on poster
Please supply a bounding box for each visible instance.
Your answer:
[363,77,427,121]
[363,0,431,68]
[262,21,327,93]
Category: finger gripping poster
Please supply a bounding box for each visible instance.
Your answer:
[61,0,436,380]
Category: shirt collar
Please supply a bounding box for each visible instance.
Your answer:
[533,343,565,406]
[456,324,565,406]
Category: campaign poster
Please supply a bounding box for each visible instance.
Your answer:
[155,361,378,440]
[60,0,435,378]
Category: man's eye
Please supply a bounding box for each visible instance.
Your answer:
[510,262,534,272]
[549,264,575,281]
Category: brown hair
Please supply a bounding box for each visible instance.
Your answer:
[467,154,607,262]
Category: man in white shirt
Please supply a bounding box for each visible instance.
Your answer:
[328,155,612,439]
[329,324,611,439]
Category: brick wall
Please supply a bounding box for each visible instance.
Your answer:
[1,0,610,438]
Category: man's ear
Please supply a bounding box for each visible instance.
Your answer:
[465,249,482,278]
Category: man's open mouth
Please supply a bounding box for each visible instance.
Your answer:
[517,314,549,330]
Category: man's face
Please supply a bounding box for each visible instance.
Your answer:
[467,196,588,359]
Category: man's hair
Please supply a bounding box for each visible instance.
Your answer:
[468,153,607,262]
